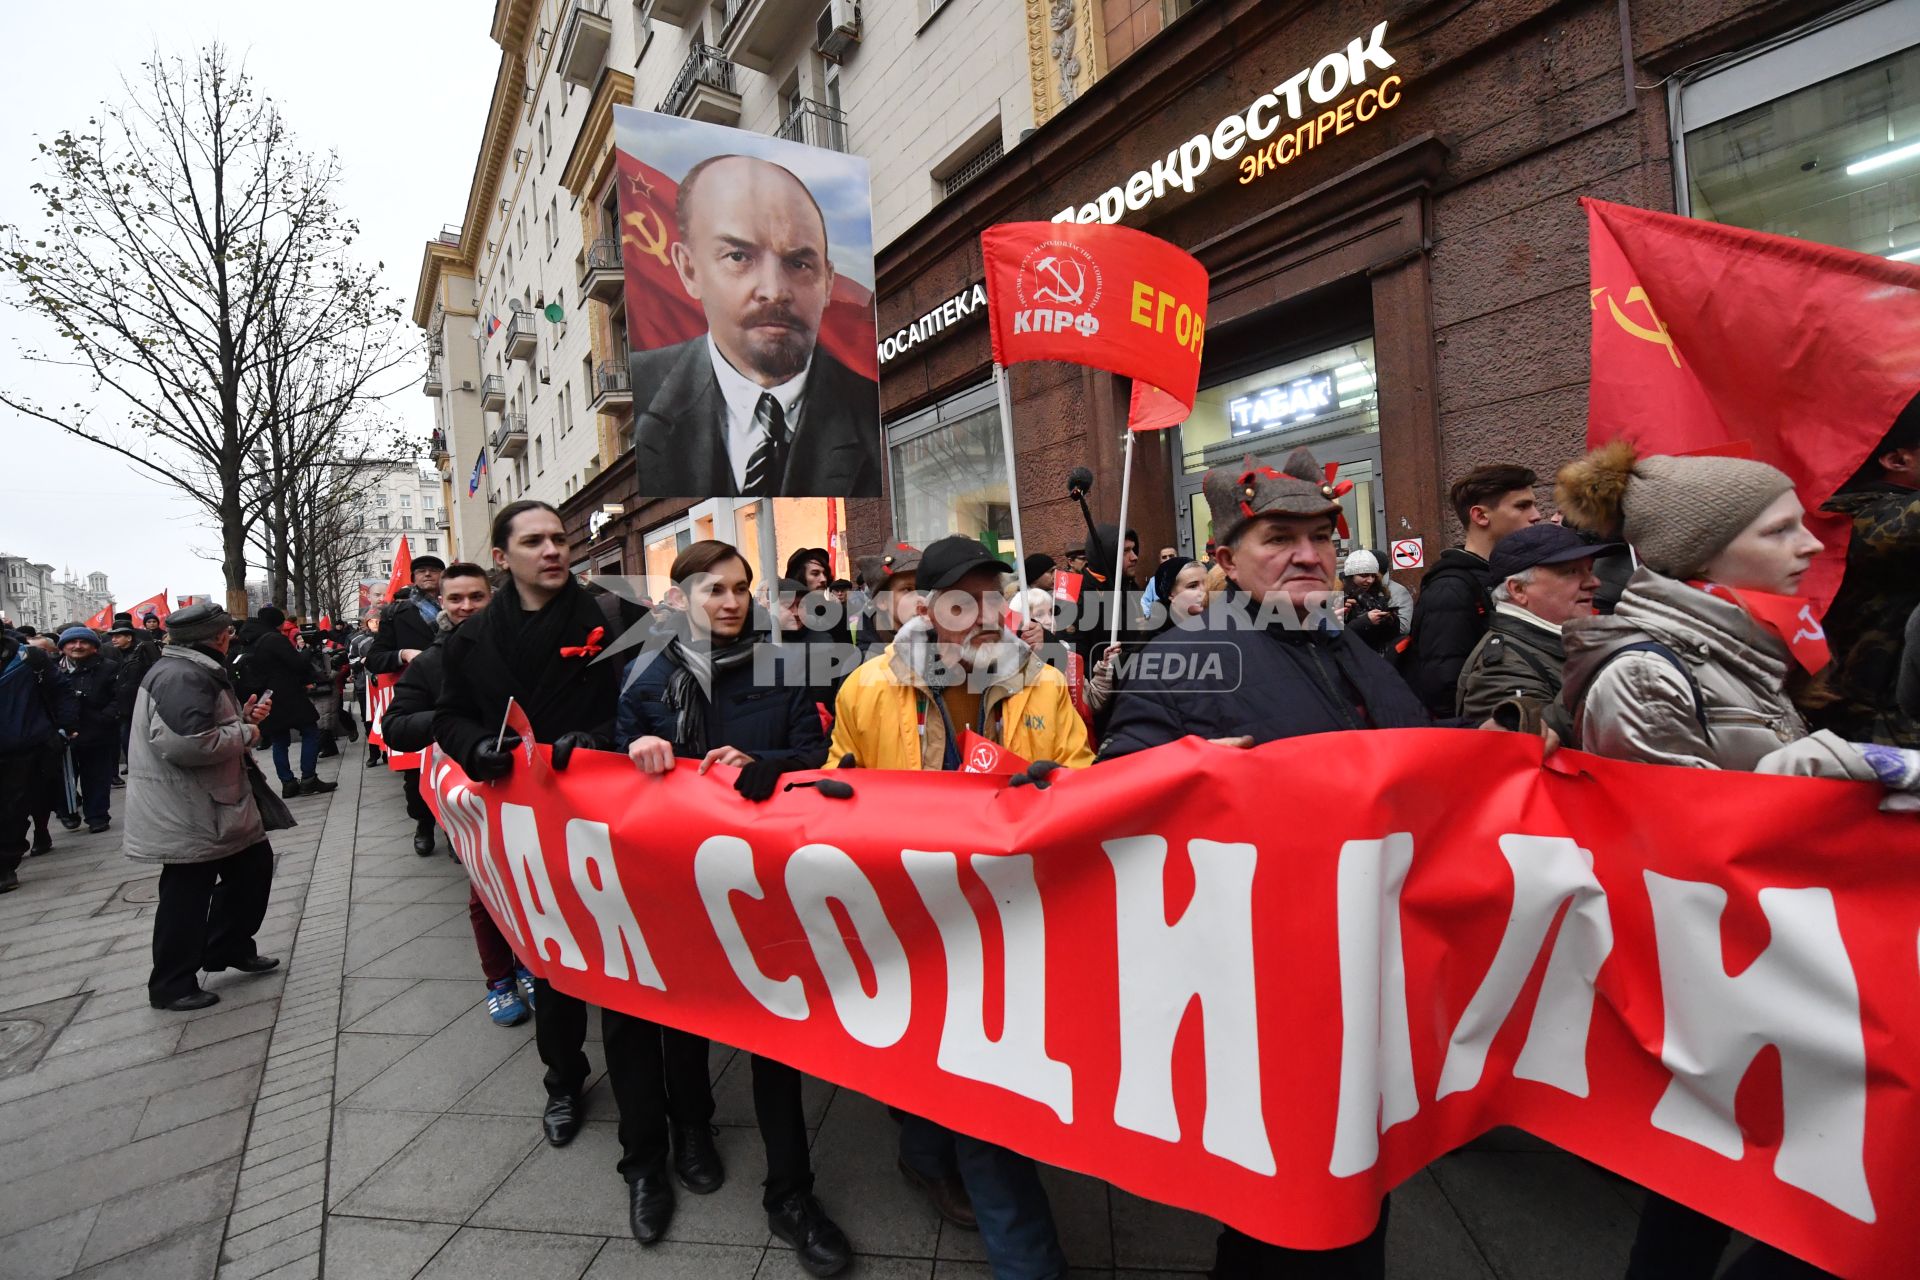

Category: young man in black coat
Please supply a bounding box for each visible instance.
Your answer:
[367,555,446,840]
[56,627,126,832]
[234,607,337,800]
[433,502,687,1250]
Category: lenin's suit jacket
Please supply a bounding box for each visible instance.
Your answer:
[627,336,882,498]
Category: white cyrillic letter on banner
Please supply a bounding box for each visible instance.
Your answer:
[1644,873,1874,1222]
[1103,835,1273,1175]
[787,843,912,1048]
[566,819,663,989]
[1436,835,1613,1100]
[1329,833,1419,1176]
[500,803,587,971]
[696,835,809,1020]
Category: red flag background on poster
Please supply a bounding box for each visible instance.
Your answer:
[424,732,1920,1279]
[383,537,412,605]
[981,221,1208,428]
[1583,197,1920,613]
[126,590,170,626]
[613,149,879,381]
[84,602,113,630]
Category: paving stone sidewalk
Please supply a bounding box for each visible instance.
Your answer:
[1,749,1660,1280]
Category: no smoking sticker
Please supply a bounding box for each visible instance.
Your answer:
[1391,538,1424,570]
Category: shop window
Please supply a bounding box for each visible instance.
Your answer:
[886,382,1010,549]
[1674,1,1920,260]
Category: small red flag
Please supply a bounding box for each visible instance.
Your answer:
[958,728,1027,775]
[384,537,413,604]
[85,602,113,630]
[1052,571,1084,605]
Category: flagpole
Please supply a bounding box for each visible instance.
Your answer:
[1107,428,1137,651]
[991,364,1031,607]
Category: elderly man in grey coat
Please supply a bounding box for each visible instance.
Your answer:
[126,603,281,1011]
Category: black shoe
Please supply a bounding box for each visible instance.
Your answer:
[627,1174,675,1245]
[205,955,280,975]
[897,1157,976,1230]
[110,775,126,788]
[0,870,17,894]
[150,989,219,1011]
[30,831,52,856]
[768,1193,853,1277]
[87,819,110,834]
[413,824,437,857]
[281,779,302,799]
[365,751,385,768]
[542,1093,584,1146]
[671,1122,725,1194]
[59,813,81,831]
[300,776,338,795]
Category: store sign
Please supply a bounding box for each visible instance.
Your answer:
[879,281,988,365]
[1228,371,1335,435]
[1051,21,1402,225]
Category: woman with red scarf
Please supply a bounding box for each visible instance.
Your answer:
[1557,441,1919,1279]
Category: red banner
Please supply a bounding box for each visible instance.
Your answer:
[982,222,1208,428]
[384,538,412,605]
[127,590,170,626]
[1584,198,1920,613]
[364,672,421,770]
[613,149,878,381]
[422,731,1920,1278]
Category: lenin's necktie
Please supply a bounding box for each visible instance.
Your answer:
[743,393,788,496]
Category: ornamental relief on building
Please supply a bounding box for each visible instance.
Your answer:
[1026,0,1105,125]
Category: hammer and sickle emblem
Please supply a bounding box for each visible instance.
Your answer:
[1031,255,1086,305]
[623,208,671,268]
[1793,603,1826,645]
[1595,284,1681,368]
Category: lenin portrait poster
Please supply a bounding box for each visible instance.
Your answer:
[612,106,882,499]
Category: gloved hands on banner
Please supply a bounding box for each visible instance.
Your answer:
[733,760,785,802]
[836,755,859,769]
[1009,760,1064,790]
[471,733,520,782]
[550,730,605,772]
[1858,744,1920,812]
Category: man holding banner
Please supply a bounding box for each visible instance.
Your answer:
[368,551,444,855]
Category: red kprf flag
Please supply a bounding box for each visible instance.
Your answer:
[957,728,1027,775]
[1584,197,1920,612]
[982,222,1209,428]
[384,537,412,605]
[127,590,170,626]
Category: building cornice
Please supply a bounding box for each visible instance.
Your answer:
[559,68,636,199]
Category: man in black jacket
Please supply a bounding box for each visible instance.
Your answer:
[235,607,337,800]
[1403,464,1542,716]
[57,627,125,832]
[434,501,688,1250]
[1,630,78,889]
[368,555,445,844]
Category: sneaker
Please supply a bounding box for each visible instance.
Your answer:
[485,977,530,1026]
[515,966,538,1012]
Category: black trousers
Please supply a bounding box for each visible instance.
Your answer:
[1626,1194,1835,1279]
[401,768,433,829]
[0,748,34,875]
[148,840,275,1002]
[72,739,117,824]
[530,979,715,1183]
[750,1053,814,1208]
[1213,1200,1390,1279]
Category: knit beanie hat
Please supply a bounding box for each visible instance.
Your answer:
[1343,549,1381,576]
[257,605,286,627]
[57,626,99,648]
[1556,441,1795,579]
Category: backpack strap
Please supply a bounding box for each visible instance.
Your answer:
[1589,640,1710,739]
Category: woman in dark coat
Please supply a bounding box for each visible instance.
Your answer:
[233,606,332,799]
[617,539,850,1278]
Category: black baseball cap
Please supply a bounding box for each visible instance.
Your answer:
[1489,524,1621,581]
[412,555,447,574]
[917,536,1013,594]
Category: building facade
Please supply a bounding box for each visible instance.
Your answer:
[416,0,1920,589]
[0,557,111,632]
[340,463,446,616]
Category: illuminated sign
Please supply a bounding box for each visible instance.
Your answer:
[1228,372,1334,436]
[879,282,987,365]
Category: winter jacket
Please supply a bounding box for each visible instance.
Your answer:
[1341,583,1402,654]
[1099,595,1434,759]
[61,654,125,741]
[1562,567,1876,780]
[434,581,624,776]
[382,641,447,755]
[1385,577,1414,632]
[1455,604,1573,739]
[110,639,161,721]
[123,645,266,864]
[233,620,320,736]
[1404,548,1495,716]
[364,597,439,676]
[1806,482,1920,747]
[827,617,1093,770]
[0,639,77,755]
[616,635,827,769]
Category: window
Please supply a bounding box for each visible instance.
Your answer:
[402,514,414,530]
[381,560,392,576]
[374,493,389,508]
[542,105,553,160]
[400,494,411,508]
[887,381,1009,547]
[632,0,654,63]
[942,135,1003,198]
[537,117,548,166]
[377,514,390,531]
[549,196,559,252]
[1673,1,1920,260]
[535,435,545,474]
[425,538,439,553]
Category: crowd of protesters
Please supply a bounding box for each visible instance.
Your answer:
[2,394,1916,1278]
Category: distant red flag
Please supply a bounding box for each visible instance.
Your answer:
[85,602,113,630]
[1584,197,1920,613]
[384,537,412,604]
[318,613,332,631]
[613,150,878,380]
[126,590,170,626]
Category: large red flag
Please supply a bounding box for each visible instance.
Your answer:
[84,602,113,630]
[982,222,1208,429]
[126,590,170,626]
[1584,198,1920,613]
[613,149,878,380]
[383,537,412,604]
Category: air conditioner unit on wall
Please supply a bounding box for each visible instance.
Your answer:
[815,0,861,61]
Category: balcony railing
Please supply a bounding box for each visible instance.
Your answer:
[423,361,444,396]
[492,414,529,459]
[437,223,462,245]
[480,374,506,411]
[504,310,538,361]
[559,0,614,87]
[777,98,848,152]
[660,44,737,118]
[579,236,624,303]
[428,430,448,460]
[590,358,632,411]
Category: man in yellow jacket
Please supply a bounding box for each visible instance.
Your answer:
[826,535,1080,1278]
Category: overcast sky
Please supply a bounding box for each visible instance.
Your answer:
[0,3,497,606]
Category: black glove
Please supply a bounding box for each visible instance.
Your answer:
[549,730,605,772]
[836,754,859,769]
[470,734,520,782]
[734,759,784,802]
[1009,760,1064,790]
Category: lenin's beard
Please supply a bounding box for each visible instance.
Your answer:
[738,303,816,382]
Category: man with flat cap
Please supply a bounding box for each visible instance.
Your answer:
[629,153,881,498]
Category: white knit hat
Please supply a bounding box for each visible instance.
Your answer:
[1343,549,1381,575]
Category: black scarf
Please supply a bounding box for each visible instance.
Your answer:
[658,612,759,757]
[493,577,589,681]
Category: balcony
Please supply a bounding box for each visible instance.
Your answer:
[720,0,817,75]
[777,98,848,152]
[429,430,449,465]
[558,0,614,88]
[648,0,702,27]
[659,45,741,126]
[504,310,538,362]
[493,414,529,459]
[423,361,444,397]
[589,358,632,413]
[579,237,623,304]
[437,515,451,532]
[480,373,506,412]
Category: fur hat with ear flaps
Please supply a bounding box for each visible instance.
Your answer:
[1555,440,1795,580]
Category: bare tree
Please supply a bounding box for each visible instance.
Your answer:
[1,44,415,614]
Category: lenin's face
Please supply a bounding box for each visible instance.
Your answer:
[671,157,834,388]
